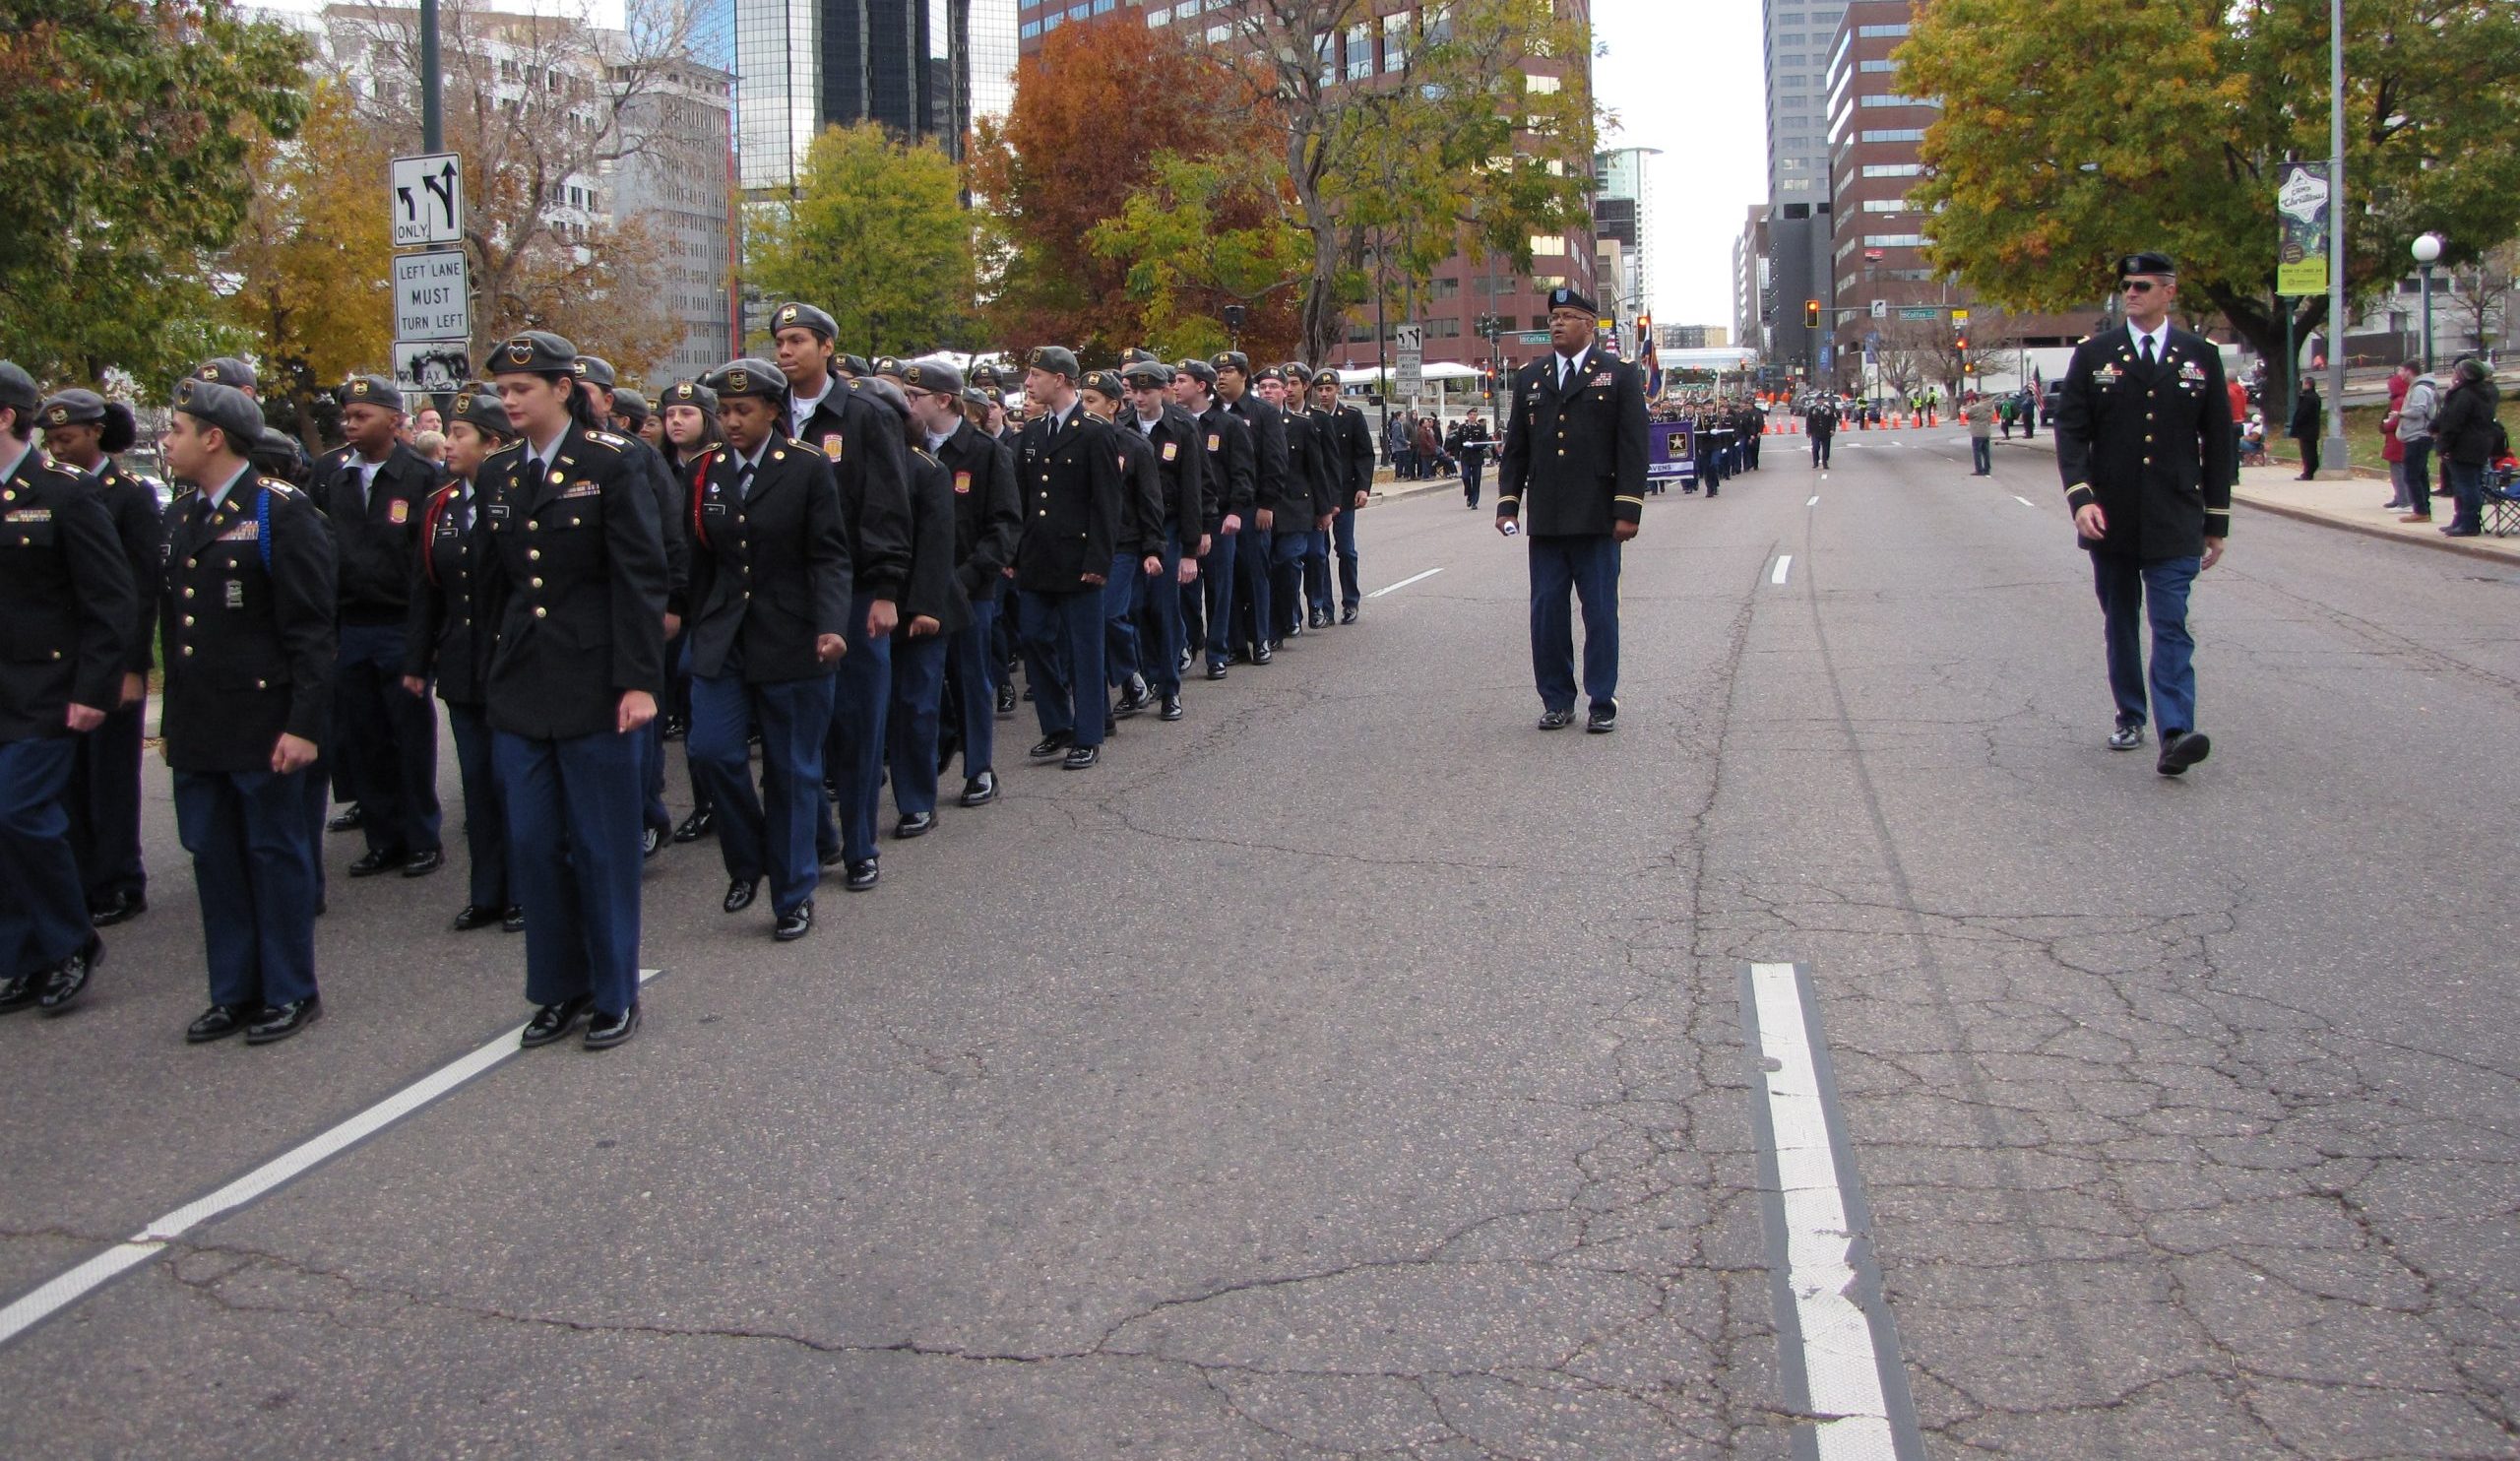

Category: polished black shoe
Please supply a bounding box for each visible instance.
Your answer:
[88,889,146,927]
[521,993,595,1048]
[672,807,716,843]
[244,995,322,1046]
[1284,619,1302,639]
[1340,604,1358,625]
[773,901,814,941]
[1308,607,1328,629]
[1113,675,1151,718]
[326,803,363,834]
[996,683,1018,717]
[583,1002,641,1050]
[1251,644,1274,666]
[1029,731,1073,760]
[1158,694,1184,723]
[1062,743,1101,770]
[452,904,503,931]
[2157,730,2213,777]
[401,848,445,878]
[186,1003,252,1043]
[38,939,97,1014]
[1177,647,1194,673]
[1205,662,1228,681]
[0,974,39,1015]
[895,810,935,839]
[724,878,760,914]
[2108,722,2145,752]
[661,716,687,742]
[1537,708,1575,730]
[845,858,880,892]
[1586,700,1617,734]
[346,848,407,877]
[960,770,998,806]
[641,825,663,860]
[500,905,526,932]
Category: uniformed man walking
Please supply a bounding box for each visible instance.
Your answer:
[910,373,1018,806]
[1495,286,1649,732]
[577,356,692,858]
[2053,251,2235,776]
[0,363,135,1017]
[1213,352,1285,667]
[1120,358,1204,723]
[1171,358,1253,680]
[1012,348,1123,769]
[1309,370,1375,621]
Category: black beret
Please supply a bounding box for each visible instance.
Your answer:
[856,374,911,420]
[1253,366,1287,386]
[38,388,105,428]
[340,374,405,413]
[1080,369,1125,400]
[771,301,838,340]
[1026,345,1081,379]
[702,358,788,403]
[662,379,720,413]
[1545,286,1598,316]
[575,355,618,390]
[1119,359,1173,388]
[836,354,873,379]
[193,356,259,392]
[1175,357,1219,387]
[447,386,515,438]
[171,375,265,450]
[491,331,579,375]
[609,387,649,424]
[2117,251,2177,279]
[900,359,964,396]
[1210,350,1249,375]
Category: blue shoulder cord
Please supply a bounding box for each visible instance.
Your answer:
[256,486,272,572]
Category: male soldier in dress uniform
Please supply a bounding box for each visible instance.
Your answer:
[921,379,1020,799]
[1212,352,1287,667]
[874,370,965,838]
[1495,286,1649,733]
[316,374,445,878]
[1256,366,1334,646]
[0,364,135,1016]
[2053,251,2234,776]
[1082,369,1166,721]
[1172,358,1253,680]
[1308,369,1376,624]
[159,374,338,1044]
[1012,347,1123,769]
[38,389,160,928]
[577,355,691,858]
[686,359,850,940]
[767,302,912,894]
[1120,358,1204,723]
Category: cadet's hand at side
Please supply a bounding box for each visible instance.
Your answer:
[616,689,657,734]
[2201,537,2224,571]
[66,703,104,733]
[401,674,428,698]
[867,599,899,639]
[272,733,318,775]
[816,632,846,666]
[1612,519,1640,543]
[2074,503,2108,540]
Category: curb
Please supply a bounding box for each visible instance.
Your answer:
[2234,494,2519,565]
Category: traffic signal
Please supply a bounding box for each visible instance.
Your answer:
[1804,299,1821,329]
[1953,307,1970,351]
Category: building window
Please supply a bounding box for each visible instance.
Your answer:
[1144,9,1165,23]
[1861,233,1927,248]
[1431,278,1460,301]
[1859,59,1896,72]
[1859,128,1926,143]
[1861,162,1924,178]
[1861,198,1907,213]
[1383,12,1408,70]
[1530,234,1567,257]
[1346,23,1371,80]
[1858,24,1911,37]
[1525,71,1559,95]
[1860,94,1935,108]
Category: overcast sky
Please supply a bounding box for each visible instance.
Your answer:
[1591,0,1769,332]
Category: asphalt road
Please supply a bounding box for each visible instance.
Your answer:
[5,424,2517,1459]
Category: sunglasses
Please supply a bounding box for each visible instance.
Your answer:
[2119,280,2161,294]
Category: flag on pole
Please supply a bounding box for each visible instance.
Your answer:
[1639,330,1662,397]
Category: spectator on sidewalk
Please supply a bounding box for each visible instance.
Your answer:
[2227,376,2250,477]
[1414,413,1446,478]
[2289,373,2323,479]
[2397,363,2441,524]
[1961,391,1995,475]
[2380,361,2412,510]
[2434,356,2501,539]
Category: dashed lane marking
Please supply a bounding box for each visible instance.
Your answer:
[1807,495,1821,507]
[1365,566,1443,599]
[1772,554,1793,586]
[2013,495,2036,508]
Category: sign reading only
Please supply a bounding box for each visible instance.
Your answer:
[391,153,464,247]
[393,249,471,342]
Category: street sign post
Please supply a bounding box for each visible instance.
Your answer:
[392,249,471,342]
[391,153,464,248]
[394,341,472,392]
[1394,323,1423,400]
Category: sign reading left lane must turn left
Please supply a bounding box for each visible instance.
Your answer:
[393,249,471,342]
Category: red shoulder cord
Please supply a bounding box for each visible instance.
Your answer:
[688,448,717,549]
[418,484,454,587]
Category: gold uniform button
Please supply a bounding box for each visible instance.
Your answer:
[182,587,195,599]
[256,679,268,690]
[186,557,198,569]
[182,615,195,626]
[534,606,548,618]
[527,521,539,532]
[528,548,540,561]
[50,650,62,661]
[2143,457,2153,466]
[531,577,543,589]
[181,646,194,657]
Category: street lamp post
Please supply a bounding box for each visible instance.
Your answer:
[2319,0,2350,478]
[2413,232,2443,372]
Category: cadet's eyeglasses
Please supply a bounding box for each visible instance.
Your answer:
[2119,280,2159,294]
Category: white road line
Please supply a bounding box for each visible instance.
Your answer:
[0,968,662,1349]
[1365,566,1442,599]
[1771,554,1793,586]
[1746,962,1914,1460]
[2012,495,2036,508]
[1806,495,1821,507]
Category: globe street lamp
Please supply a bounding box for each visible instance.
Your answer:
[2412,231,2444,372]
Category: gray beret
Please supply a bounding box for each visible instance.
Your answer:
[340,374,405,413]
[900,359,964,396]
[576,355,618,390]
[1026,345,1081,379]
[38,388,106,428]
[770,301,839,340]
[855,374,912,421]
[490,332,579,376]
[171,375,265,450]
[193,356,259,392]
[701,358,789,404]
[0,361,39,415]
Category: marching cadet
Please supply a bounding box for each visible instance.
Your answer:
[316,375,445,880]
[1495,286,1649,734]
[872,371,963,838]
[158,373,338,1044]
[660,378,724,829]
[903,362,1019,809]
[576,356,690,858]
[685,359,850,941]
[1168,358,1253,680]
[1120,358,1203,724]
[1255,366,1335,647]
[1080,369,1166,721]
[1012,347,1123,770]
[480,332,668,1050]
[766,301,911,895]
[400,387,519,934]
[37,389,160,928]
[0,363,135,1017]
[1310,369,1376,622]
[1212,352,1287,667]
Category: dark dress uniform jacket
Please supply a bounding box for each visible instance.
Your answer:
[403,478,492,705]
[623,434,692,617]
[1113,420,1167,562]
[316,441,439,626]
[1497,347,1651,536]
[1194,401,1255,533]
[0,450,135,742]
[86,458,163,681]
[685,439,850,683]
[901,448,970,635]
[475,425,668,739]
[1278,408,1338,526]
[2054,324,2235,560]
[932,420,1020,602]
[1012,408,1124,595]
[1323,405,1376,502]
[1128,407,1206,539]
[158,473,337,771]
[793,380,913,603]
[1225,392,1292,527]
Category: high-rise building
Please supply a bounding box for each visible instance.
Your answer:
[612,56,740,379]
[1593,147,1658,325]
[1733,205,1769,357]
[969,0,1020,123]
[1759,0,1849,379]
[736,0,973,192]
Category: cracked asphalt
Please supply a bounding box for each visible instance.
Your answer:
[4,425,2517,1458]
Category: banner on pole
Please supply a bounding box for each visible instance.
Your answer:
[1646,420,1695,481]
[2276,161,2330,298]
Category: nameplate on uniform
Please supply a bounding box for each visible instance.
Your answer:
[218,521,261,542]
[821,433,844,462]
[953,472,972,494]
[3,507,49,523]
[224,580,245,609]
[558,482,601,500]
[1206,434,1221,451]
[2091,363,2123,387]
[704,498,727,515]
[388,499,410,525]
[1161,442,1178,462]
[487,501,511,520]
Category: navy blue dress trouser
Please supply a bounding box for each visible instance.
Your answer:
[1528,534,1621,712]
[494,729,642,1017]
[172,767,320,1009]
[0,736,88,976]
[691,671,829,917]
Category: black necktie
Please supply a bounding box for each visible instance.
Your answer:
[736,459,757,499]
[2142,336,2157,367]
[455,489,472,534]
[523,457,544,493]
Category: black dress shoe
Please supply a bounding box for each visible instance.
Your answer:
[672,807,716,843]
[895,810,935,839]
[244,995,322,1046]
[1113,677,1151,718]
[346,848,407,877]
[186,1004,252,1043]
[1062,743,1101,770]
[1177,648,1193,673]
[1029,731,1073,760]
[401,848,445,878]
[521,993,595,1048]
[1340,604,1358,625]
[641,825,663,859]
[774,901,814,941]
[1251,644,1273,666]
[1587,700,1618,734]
[452,904,503,931]
[1206,662,1228,681]
[326,803,363,833]
[38,939,97,1014]
[996,683,1018,717]
[724,878,760,914]
[661,716,687,742]
[501,905,526,932]
[960,770,998,806]
[583,1002,641,1050]
[1159,694,1184,722]
[1309,607,1328,629]
[0,974,39,1014]
[2157,730,2213,777]
[1538,708,1575,730]
[845,858,879,892]
[89,889,146,927]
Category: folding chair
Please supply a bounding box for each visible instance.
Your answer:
[2482,465,2520,537]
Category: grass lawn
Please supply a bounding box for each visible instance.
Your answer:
[2268,397,2520,475]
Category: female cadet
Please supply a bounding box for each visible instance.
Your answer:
[402,387,519,934]
[660,379,723,829]
[480,333,668,1050]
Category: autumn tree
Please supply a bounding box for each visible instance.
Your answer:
[0,0,309,387]
[749,123,976,358]
[1903,0,2520,371]
[1087,155,1308,364]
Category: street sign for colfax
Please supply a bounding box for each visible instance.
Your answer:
[393,249,470,342]
[391,153,464,247]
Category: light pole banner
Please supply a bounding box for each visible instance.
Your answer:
[2276,161,2330,298]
